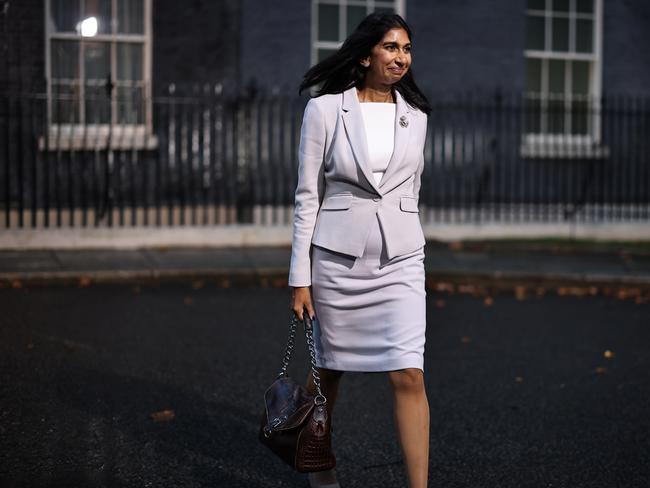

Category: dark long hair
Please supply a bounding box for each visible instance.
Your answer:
[298,12,431,116]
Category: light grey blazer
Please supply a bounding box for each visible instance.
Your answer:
[288,84,428,287]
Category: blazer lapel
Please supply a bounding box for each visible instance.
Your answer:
[379,88,412,190]
[341,85,412,195]
[341,86,381,195]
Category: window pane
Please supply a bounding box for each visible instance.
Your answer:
[548,59,565,96]
[547,100,565,133]
[527,0,546,10]
[117,43,143,81]
[52,82,81,123]
[85,84,111,123]
[84,41,110,81]
[572,61,590,96]
[117,0,144,34]
[571,100,589,135]
[526,58,542,94]
[82,0,112,35]
[576,19,593,53]
[318,4,339,42]
[525,98,542,133]
[551,16,569,51]
[552,0,569,12]
[50,0,80,33]
[347,6,366,36]
[117,86,144,124]
[526,15,545,50]
[317,48,337,63]
[576,0,593,13]
[52,40,80,79]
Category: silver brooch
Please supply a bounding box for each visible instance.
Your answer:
[399,115,408,128]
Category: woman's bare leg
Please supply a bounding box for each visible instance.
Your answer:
[387,368,430,488]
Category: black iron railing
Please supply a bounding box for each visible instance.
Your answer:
[1,88,649,229]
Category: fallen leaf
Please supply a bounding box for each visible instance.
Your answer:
[435,282,454,293]
[514,286,527,300]
[568,287,588,296]
[63,340,82,352]
[150,409,175,422]
[272,278,287,287]
[458,284,476,294]
[472,286,486,298]
[603,350,615,359]
[616,288,641,300]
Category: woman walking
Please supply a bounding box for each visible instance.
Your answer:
[289,12,432,488]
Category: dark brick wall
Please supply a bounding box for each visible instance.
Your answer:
[239,0,312,96]
[405,0,650,97]
[602,0,650,95]
[237,0,528,97]
[0,0,242,95]
[407,0,527,96]
[152,0,241,95]
[1,0,46,92]
[0,0,648,96]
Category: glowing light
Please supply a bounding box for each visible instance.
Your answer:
[77,17,98,37]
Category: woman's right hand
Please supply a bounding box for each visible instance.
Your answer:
[291,286,315,321]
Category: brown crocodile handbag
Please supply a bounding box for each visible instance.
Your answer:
[258,313,336,473]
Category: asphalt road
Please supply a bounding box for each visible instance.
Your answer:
[0,282,648,487]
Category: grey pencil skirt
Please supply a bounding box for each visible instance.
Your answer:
[310,213,427,373]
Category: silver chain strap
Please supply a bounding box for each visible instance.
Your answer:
[277,313,327,406]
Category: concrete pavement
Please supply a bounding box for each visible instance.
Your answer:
[1,240,650,288]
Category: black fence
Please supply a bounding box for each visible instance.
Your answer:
[1,88,649,229]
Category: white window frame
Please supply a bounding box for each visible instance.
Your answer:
[42,0,155,150]
[311,0,406,69]
[522,0,606,158]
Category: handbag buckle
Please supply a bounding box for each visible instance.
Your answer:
[263,414,287,438]
[271,414,288,427]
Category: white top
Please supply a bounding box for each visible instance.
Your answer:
[359,103,396,186]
